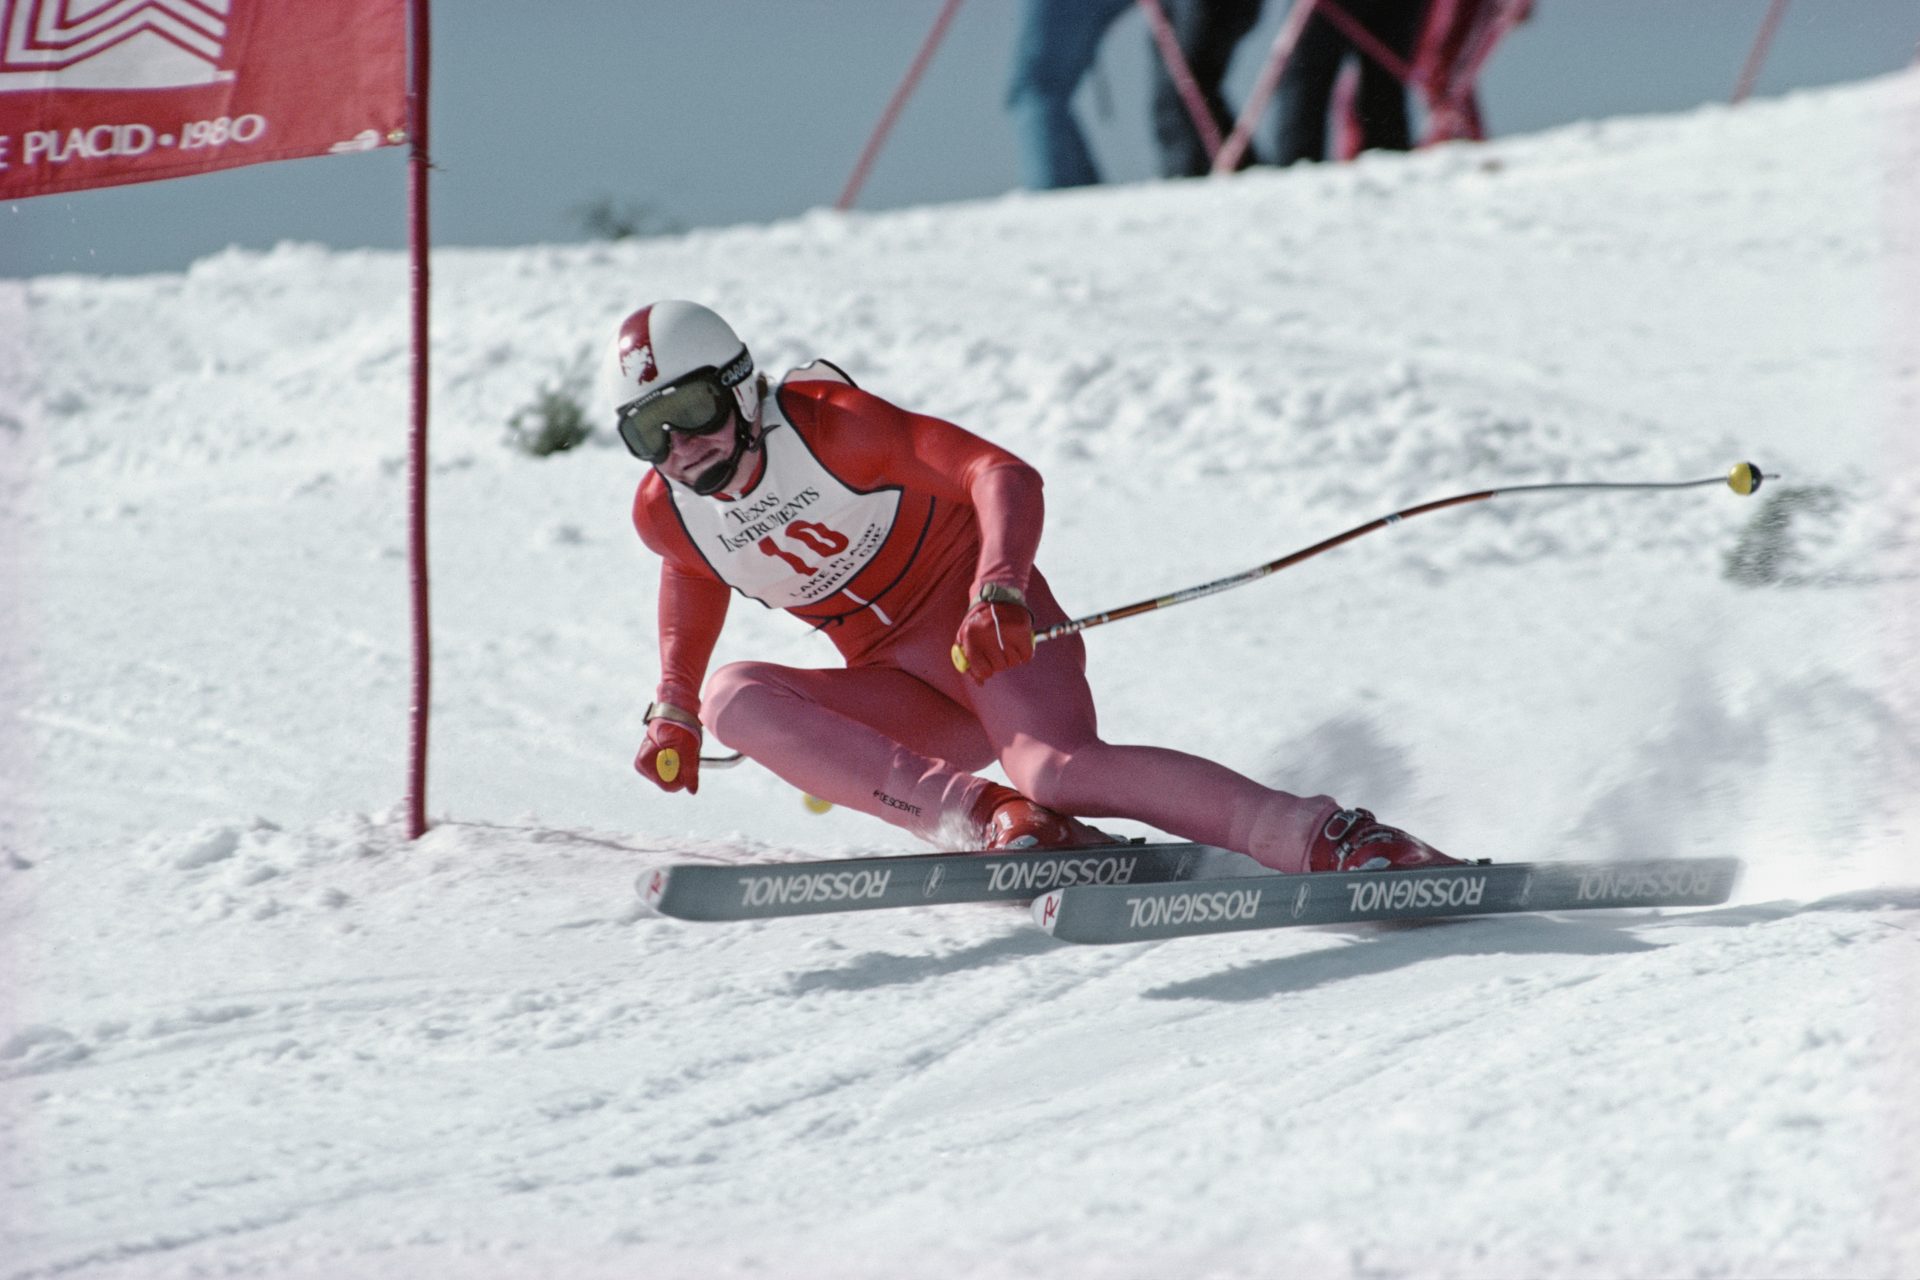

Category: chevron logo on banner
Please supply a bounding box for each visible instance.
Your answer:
[0,0,233,92]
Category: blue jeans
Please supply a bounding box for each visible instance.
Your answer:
[1007,0,1137,188]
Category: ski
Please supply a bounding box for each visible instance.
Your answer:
[1031,856,1742,944]
[639,841,1257,922]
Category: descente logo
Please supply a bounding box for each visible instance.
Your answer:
[1345,874,1487,914]
[871,790,922,818]
[1125,887,1261,931]
[738,867,891,908]
[985,854,1138,895]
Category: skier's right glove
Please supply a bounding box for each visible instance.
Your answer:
[635,701,703,795]
[951,583,1034,684]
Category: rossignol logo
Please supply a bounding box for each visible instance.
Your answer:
[1345,874,1487,915]
[1125,887,1261,931]
[1576,866,1717,903]
[0,0,233,92]
[738,867,892,909]
[985,854,1138,895]
[1036,892,1062,930]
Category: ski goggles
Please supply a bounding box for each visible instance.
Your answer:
[615,349,753,463]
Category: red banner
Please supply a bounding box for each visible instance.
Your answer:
[0,0,407,200]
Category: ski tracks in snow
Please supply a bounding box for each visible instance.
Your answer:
[4,817,1917,1277]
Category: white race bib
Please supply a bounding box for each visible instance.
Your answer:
[665,394,901,611]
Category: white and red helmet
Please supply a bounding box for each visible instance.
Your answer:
[608,299,761,426]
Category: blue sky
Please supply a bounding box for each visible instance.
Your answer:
[4,0,1916,278]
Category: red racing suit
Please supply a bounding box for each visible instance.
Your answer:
[631,367,1337,867]
[633,372,1043,719]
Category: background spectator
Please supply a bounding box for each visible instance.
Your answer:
[1007,0,1138,188]
[1276,0,1430,164]
[1150,0,1264,177]
[1152,0,1432,173]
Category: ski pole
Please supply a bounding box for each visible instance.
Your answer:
[710,462,1768,767]
[666,745,836,807]
[1032,461,1769,645]
[687,746,831,810]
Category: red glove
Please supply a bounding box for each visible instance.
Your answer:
[635,702,703,794]
[951,585,1034,684]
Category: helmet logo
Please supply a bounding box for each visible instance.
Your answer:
[620,339,658,385]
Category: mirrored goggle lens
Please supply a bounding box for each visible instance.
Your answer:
[618,378,731,462]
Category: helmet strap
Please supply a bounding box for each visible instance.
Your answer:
[688,401,763,497]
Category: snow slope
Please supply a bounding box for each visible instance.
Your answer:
[3,73,1918,1278]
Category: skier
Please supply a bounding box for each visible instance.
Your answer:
[618,299,1461,872]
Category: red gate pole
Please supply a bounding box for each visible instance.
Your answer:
[1426,0,1529,143]
[406,0,433,839]
[1138,0,1224,163]
[837,0,968,210]
[1733,0,1790,103]
[1314,0,1416,84]
[1211,0,1321,173]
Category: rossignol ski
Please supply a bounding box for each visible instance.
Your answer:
[639,841,1257,922]
[1032,857,1742,944]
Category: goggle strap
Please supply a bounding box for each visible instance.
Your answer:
[717,349,753,388]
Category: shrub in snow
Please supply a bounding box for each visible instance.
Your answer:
[569,195,682,241]
[506,367,594,457]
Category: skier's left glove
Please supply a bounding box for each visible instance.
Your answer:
[951,584,1034,684]
[635,701,703,795]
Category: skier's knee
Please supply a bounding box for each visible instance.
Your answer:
[1002,747,1076,812]
[702,661,785,742]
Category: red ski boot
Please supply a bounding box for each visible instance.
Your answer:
[1305,807,1464,872]
[970,783,1117,851]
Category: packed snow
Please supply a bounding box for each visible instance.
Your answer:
[4,71,1918,1279]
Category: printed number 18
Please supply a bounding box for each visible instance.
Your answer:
[757,520,850,575]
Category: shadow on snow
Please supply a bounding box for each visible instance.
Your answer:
[1140,884,1920,1003]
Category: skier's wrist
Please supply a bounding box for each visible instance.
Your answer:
[973,582,1027,610]
[652,680,703,720]
[969,578,1032,619]
[645,700,703,735]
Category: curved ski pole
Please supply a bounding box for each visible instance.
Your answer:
[1036,462,1770,645]
[693,748,829,812]
[701,466,1767,780]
